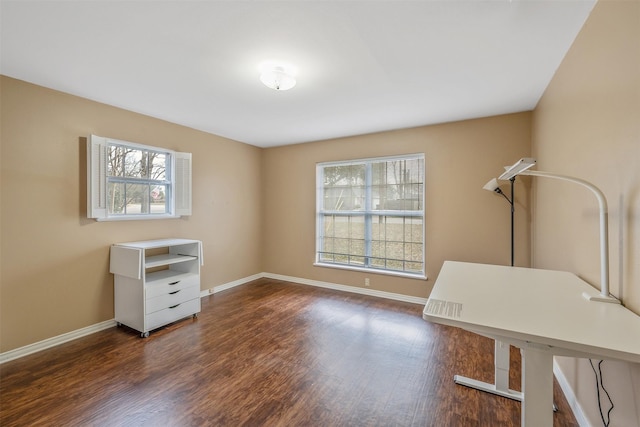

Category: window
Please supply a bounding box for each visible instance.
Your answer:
[87,134,191,221]
[316,154,425,278]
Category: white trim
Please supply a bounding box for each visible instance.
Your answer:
[554,358,591,427]
[262,272,428,305]
[317,152,424,167]
[96,214,181,222]
[314,262,427,280]
[200,273,264,297]
[87,134,192,221]
[199,272,428,305]
[0,319,116,364]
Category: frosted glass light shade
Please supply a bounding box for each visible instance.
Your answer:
[260,66,296,91]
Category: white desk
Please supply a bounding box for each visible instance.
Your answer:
[422,261,640,427]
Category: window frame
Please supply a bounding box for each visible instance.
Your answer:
[315,153,426,280]
[87,134,192,221]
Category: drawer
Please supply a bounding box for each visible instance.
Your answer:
[145,284,200,314]
[145,274,199,299]
[146,298,200,331]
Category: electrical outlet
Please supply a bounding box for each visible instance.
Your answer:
[364,278,370,287]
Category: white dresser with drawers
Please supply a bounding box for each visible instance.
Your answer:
[110,238,203,337]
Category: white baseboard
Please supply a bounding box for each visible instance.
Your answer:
[0,319,117,364]
[261,272,429,305]
[2,272,426,364]
[554,359,591,427]
[200,273,264,297]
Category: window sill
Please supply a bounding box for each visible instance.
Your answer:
[314,262,427,281]
[94,215,182,222]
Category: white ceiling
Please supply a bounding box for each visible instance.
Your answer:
[0,0,596,148]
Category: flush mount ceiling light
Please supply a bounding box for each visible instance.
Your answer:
[259,61,297,91]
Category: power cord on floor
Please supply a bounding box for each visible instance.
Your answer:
[589,359,614,427]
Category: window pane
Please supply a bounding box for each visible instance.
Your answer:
[372,158,424,212]
[333,216,349,239]
[405,262,423,273]
[108,182,125,214]
[125,183,150,214]
[149,152,167,181]
[370,256,386,268]
[350,256,365,266]
[107,146,126,177]
[371,215,386,241]
[386,242,403,260]
[334,237,350,257]
[384,217,404,244]
[150,185,168,213]
[403,217,423,242]
[371,240,384,259]
[405,243,423,262]
[321,237,334,258]
[386,259,404,271]
[323,164,365,186]
[319,251,335,263]
[323,215,336,237]
[350,215,365,240]
[322,164,365,211]
[369,215,423,273]
[319,214,365,266]
[124,149,144,178]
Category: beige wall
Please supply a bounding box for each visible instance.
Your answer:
[262,113,532,298]
[0,75,532,352]
[531,0,640,425]
[0,76,263,352]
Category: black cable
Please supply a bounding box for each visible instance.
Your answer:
[589,359,614,426]
[598,360,615,425]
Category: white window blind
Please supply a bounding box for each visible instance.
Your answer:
[87,134,192,221]
[316,154,425,278]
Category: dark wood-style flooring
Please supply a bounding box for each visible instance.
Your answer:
[1,278,578,426]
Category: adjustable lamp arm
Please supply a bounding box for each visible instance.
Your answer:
[483,177,513,205]
[520,170,618,304]
[495,187,513,206]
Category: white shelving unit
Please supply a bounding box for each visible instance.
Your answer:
[110,238,203,337]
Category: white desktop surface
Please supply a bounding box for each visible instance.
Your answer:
[423,261,640,426]
[423,261,640,363]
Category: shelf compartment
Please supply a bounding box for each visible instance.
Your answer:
[145,253,198,269]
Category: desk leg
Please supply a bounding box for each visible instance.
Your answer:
[495,339,511,392]
[521,346,553,427]
[454,340,523,401]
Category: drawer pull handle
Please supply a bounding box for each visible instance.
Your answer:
[169,290,180,295]
[169,281,180,286]
[169,304,181,309]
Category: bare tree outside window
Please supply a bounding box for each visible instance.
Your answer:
[107,144,169,215]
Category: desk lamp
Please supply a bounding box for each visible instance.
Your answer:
[499,158,619,304]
